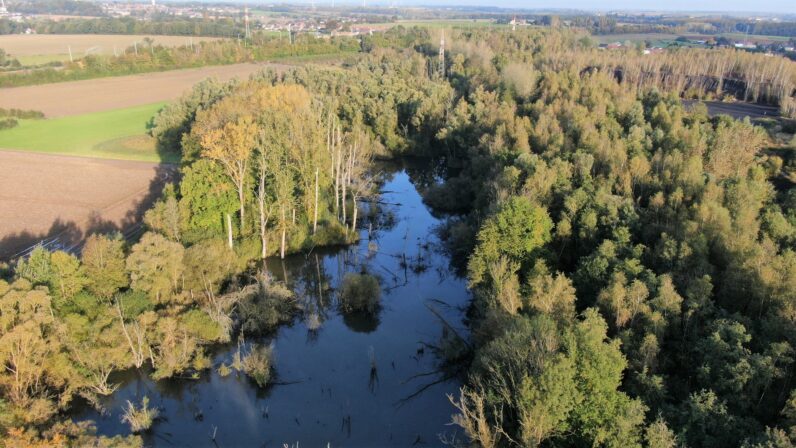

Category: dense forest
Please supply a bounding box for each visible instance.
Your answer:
[418,28,796,447]
[2,25,796,446]
[431,28,796,115]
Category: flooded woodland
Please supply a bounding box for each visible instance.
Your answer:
[74,161,470,446]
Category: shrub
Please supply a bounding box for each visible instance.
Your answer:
[116,290,154,319]
[234,237,262,269]
[237,280,298,336]
[180,309,225,342]
[121,396,159,433]
[0,108,44,119]
[339,273,381,314]
[242,345,273,388]
[217,363,232,377]
[312,219,351,247]
[0,118,18,130]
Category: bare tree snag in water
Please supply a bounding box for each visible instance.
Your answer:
[226,213,233,249]
[313,168,319,235]
[115,297,147,368]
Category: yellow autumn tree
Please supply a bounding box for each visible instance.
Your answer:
[199,115,257,231]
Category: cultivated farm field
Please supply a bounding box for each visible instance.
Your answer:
[0,62,275,117]
[0,150,174,258]
[0,33,222,64]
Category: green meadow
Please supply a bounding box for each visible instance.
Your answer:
[0,102,175,163]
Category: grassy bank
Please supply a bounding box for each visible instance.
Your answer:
[0,102,172,162]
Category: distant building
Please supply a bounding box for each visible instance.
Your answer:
[734,42,757,49]
[599,42,623,50]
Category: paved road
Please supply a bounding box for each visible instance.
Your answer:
[683,100,781,120]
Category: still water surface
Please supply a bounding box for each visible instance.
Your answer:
[75,164,470,447]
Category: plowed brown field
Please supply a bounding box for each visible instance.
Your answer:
[0,62,284,117]
[0,150,175,259]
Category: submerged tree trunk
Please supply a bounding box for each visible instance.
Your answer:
[116,299,145,368]
[226,213,233,249]
[280,208,287,259]
[238,187,245,232]
[335,125,342,216]
[351,193,358,234]
[313,168,319,235]
[259,177,267,259]
[342,179,347,227]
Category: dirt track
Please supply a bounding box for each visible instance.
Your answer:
[0,62,284,117]
[0,150,174,259]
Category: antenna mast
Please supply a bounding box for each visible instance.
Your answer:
[244,6,250,39]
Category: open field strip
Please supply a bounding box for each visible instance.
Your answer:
[396,19,500,28]
[367,19,503,30]
[0,62,277,117]
[0,102,169,162]
[0,34,222,62]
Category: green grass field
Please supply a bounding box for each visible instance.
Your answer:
[14,54,68,66]
[0,102,173,163]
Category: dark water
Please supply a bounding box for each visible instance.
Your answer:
[74,165,470,447]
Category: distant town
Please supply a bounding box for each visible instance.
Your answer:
[0,0,794,58]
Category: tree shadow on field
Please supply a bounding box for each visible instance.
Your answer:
[0,161,178,262]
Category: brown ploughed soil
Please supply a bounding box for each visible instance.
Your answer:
[0,62,286,117]
[0,150,175,258]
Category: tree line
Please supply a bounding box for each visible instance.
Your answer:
[6,17,247,38]
[8,0,105,17]
[0,33,360,88]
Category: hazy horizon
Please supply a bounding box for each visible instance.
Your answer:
[200,0,795,15]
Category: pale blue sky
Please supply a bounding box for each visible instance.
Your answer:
[280,0,795,14]
[202,0,794,15]
[411,0,792,14]
[458,0,793,13]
